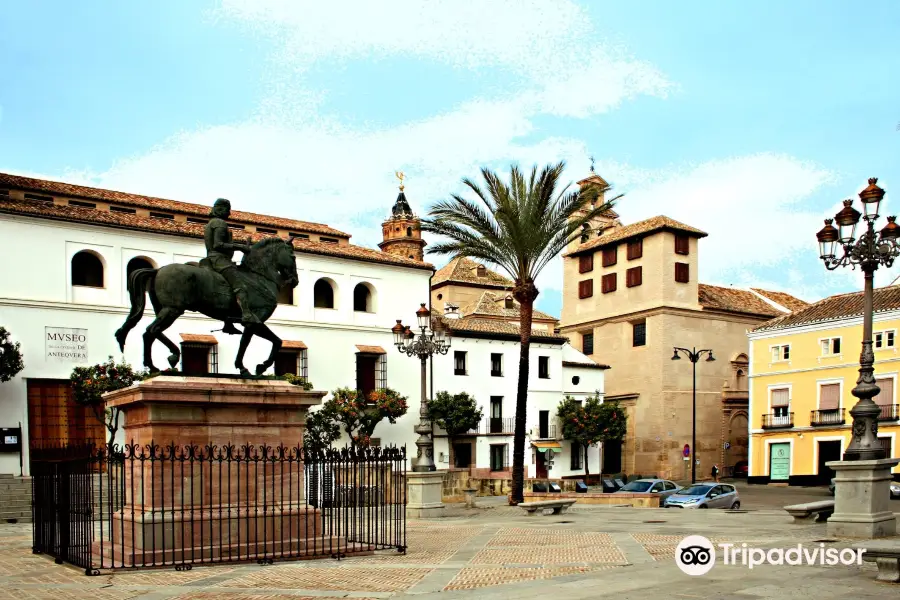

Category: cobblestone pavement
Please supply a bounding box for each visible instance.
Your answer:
[1,500,898,599]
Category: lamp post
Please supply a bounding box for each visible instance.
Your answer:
[392,303,451,472]
[671,347,715,483]
[816,178,900,461]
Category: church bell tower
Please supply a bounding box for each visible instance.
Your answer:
[379,171,426,262]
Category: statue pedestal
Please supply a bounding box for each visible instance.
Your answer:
[97,376,357,565]
[826,458,900,539]
[406,471,445,519]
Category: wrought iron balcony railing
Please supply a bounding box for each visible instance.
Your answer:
[761,412,793,429]
[488,417,515,434]
[532,424,558,440]
[810,408,845,426]
[878,404,899,421]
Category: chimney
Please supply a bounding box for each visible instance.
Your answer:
[444,303,461,319]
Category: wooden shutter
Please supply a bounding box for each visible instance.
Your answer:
[675,234,690,255]
[578,279,593,299]
[771,388,790,407]
[602,247,617,267]
[627,239,643,260]
[579,254,593,273]
[675,262,690,283]
[874,378,894,406]
[601,273,617,293]
[819,383,840,411]
[626,266,642,288]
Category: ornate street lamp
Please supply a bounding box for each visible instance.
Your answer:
[672,347,715,483]
[393,303,452,472]
[816,178,900,460]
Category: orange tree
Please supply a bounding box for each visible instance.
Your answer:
[557,394,626,478]
[70,356,148,449]
[422,162,619,503]
[324,387,408,447]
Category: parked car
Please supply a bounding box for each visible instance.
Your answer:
[732,461,748,478]
[832,478,900,499]
[615,479,682,500]
[664,483,741,509]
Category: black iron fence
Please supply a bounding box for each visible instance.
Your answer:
[878,403,899,421]
[761,412,793,429]
[31,442,406,575]
[810,408,845,426]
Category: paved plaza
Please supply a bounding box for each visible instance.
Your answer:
[2,485,898,599]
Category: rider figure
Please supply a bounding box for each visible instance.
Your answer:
[205,198,260,328]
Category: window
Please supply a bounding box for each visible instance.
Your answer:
[582,333,594,355]
[68,200,95,209]
[275,349,307,377]
[490,396,502,419]
[277,285,294,305]
[626,266,642,288]
[186,216,207,224]
[149,212,174,220]
[353,283,373,312]
[818,383,840,411]
[504,296,514,309]
[111,206,137,215]
[454,351,467,375]
[675,234,690,255]
[627,239,643,260]
[632,320,646,347]
[313,278,335,308]
[182,342,217,375]
[601,273,617,294]
[0,189,8,197]
[579,254,593,273]
[320,237,339,244]
[664,481,677,491]
[406,227,412,237]
[228,223,245,230]
[578,279,593,299]
[572,376,580,385]
[126,256,154,280]
[25,193,53,202]
[602,247,617,267]
[476,265,487,277]
[356,352,386,399]
[875,330,896,349]
[71,251,105,287]
[580,223,590,243]
[874,377,895,411]
[820,337,841,356]
[675,262,690,283]
[538,356,550,379]
[771,388,790,418]
[256,227,277,234]
[490,353,503,377]
[771,344,791,362]
[490,444,508,471]
[570,442,583,470]
[289,232,310,239]
[650,482,663,493]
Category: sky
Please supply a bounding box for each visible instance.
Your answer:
[1,1,899,318]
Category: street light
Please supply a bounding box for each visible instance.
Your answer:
[816,178,899,460]
[393,303,452,472]
[672,347,715,483]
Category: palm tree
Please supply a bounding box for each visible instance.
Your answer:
[422,162,620,504]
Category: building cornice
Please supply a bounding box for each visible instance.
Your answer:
[747,309,900,340]
[749,353,900,378]
[560,304,768,332]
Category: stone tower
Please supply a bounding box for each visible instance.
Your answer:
[379,174,426,262]
[565,169,622,254]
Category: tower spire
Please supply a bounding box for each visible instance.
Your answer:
[380,170,426,261]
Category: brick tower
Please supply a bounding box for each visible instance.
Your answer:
[379,172,426,262]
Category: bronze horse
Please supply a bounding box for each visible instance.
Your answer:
[115,238,299,376]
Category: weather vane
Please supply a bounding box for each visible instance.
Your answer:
[395,171,406,192]
[589,156,595,173]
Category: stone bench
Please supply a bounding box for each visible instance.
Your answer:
[519,499,577,516]
[857,540,900,582]
[783,500,835,523]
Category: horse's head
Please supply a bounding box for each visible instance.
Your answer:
[242,238,298,289]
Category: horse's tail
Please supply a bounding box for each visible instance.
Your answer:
[115,268,157,352]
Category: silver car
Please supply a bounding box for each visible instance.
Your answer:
[615,478,682,499]
[664,483,741,509]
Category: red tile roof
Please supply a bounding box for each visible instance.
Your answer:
[0,197,433,271]
[355,345,387,354]
[281,340,308,350]
[463,291,557,322]
[564,216,708,256]
[433,257,513,288]
[751,285,900,332]
[0,172,349,238]
[750,288,811,313]
[698,283,791,318]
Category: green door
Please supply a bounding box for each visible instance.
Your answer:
[769,443,791,481]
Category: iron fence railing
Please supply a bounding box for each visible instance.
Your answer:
[878,404,899,421]
[31,443,406,575]
[761,412,793,429]
[810,408,845,426]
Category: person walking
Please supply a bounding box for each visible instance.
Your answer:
[711,464,719,482]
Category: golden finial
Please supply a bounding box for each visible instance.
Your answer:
[395,171,406,192]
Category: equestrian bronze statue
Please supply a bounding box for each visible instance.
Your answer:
[115,198,299,377]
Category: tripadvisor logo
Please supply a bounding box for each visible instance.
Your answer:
[675,535,865,575]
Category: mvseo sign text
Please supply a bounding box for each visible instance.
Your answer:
[45,327,88,362]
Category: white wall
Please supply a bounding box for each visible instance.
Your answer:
[0,214,432,474]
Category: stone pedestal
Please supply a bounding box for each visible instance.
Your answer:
[463,488,477,509]
[826,458,900,539]
[406,471,445,519]
[98,376,342,564]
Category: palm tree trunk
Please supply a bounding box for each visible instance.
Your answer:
[510,297,534,505]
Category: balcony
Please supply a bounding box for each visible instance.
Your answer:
[761,412,793,429]
[810,408,845,427]
[531,424,559,440]
[490,369,503,377]
[488,417,515,434]
[878,404,900,421]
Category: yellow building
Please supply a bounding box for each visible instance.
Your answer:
[747,286,900,485]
